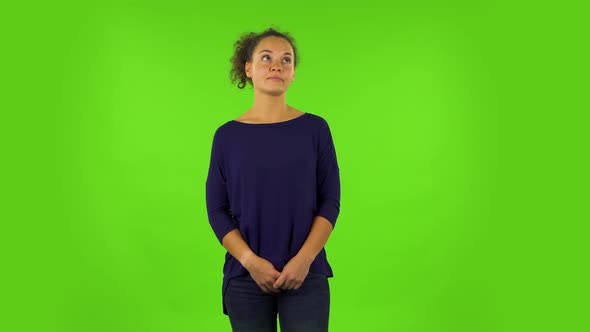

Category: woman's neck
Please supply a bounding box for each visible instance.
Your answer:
[248,94,291,121]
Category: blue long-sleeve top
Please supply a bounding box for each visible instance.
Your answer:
[205,112,341,315]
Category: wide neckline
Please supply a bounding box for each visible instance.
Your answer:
[231,112,308,126]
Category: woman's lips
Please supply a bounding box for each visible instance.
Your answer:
[268,77,283,81]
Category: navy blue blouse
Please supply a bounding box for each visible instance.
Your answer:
[205,112,341,315]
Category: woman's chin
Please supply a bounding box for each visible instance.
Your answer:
[257,87,287,97]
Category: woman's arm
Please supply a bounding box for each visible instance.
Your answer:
[221,229,282,293]
[221,228,256,268]
[295,215,334,265]
[272,215,334,290]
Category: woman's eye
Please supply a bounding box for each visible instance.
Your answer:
[261,55,291,64]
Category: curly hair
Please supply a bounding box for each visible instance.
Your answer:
[229,27,299,89]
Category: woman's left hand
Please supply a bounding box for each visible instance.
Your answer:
[273,255,312,290]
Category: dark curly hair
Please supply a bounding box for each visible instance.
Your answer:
[230,27,299,89]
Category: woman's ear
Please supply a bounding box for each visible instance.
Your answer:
[245,62,251,78]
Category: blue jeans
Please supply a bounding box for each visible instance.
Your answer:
[224,272,330,332]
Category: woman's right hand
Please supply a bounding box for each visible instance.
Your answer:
[242,253,282,293]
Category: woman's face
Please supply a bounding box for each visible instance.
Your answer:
[245,36,295,96]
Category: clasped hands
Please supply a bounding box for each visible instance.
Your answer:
[244,254,312,293]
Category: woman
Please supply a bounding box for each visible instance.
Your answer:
[205,27,341,332]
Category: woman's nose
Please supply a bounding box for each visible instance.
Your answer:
[271,62,282,71]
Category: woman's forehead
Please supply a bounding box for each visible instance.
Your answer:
[255,37,293,54]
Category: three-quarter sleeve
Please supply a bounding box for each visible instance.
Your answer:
[316,119,341,229]
[206,128,238,244]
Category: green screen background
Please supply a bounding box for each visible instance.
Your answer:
[2,1,587,332]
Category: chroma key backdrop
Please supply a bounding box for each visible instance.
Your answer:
[2,1,586,332]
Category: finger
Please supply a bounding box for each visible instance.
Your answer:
[289,278,300,289]
[273,275,284,289]
[263,278,277,292]
[282,280,293,290]
[267,282,281,293]
[259,281,273,293]
[291,278,304,290]
[284,281,292,290]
